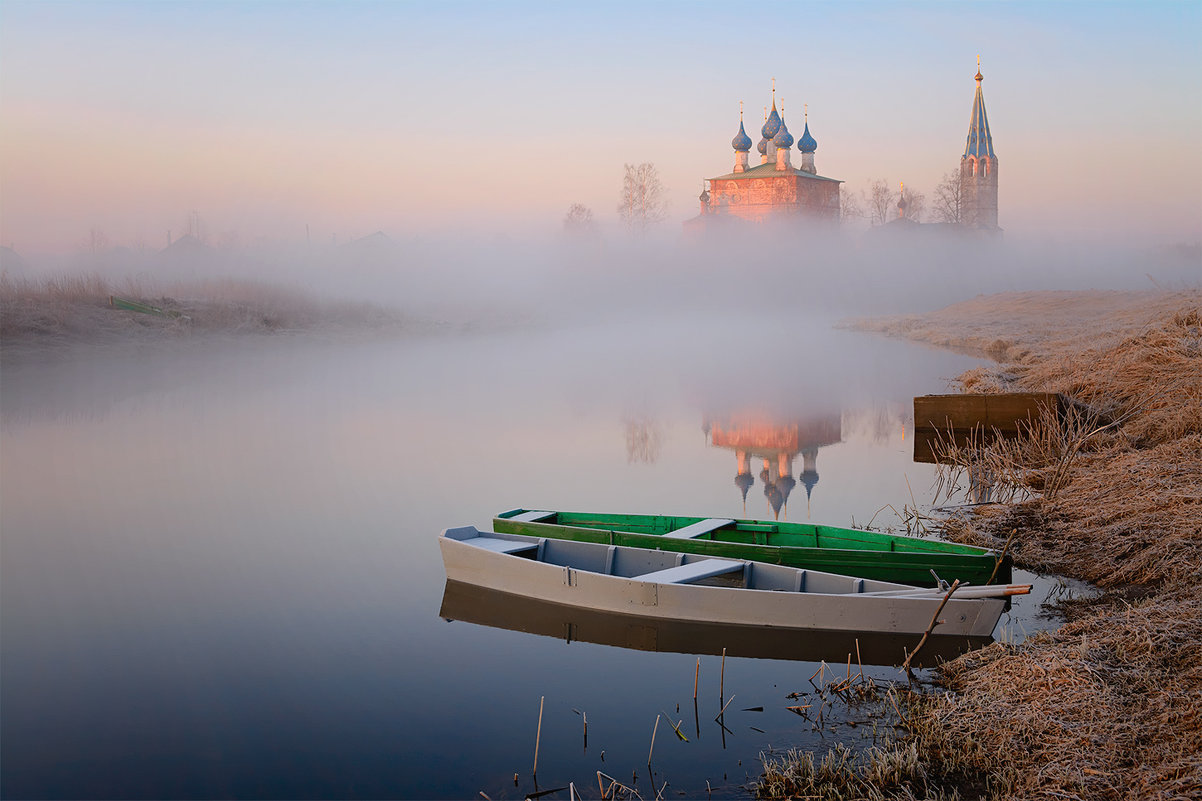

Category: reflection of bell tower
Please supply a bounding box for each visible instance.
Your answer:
[795,415,841,517]
[708,411,842,520]
[734,450,755,513]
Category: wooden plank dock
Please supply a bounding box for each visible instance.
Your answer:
[913,392,1064,464]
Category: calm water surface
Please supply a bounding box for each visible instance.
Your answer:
[2,313,1049,798]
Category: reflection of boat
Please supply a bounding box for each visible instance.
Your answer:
[440,527,1029,638]
[439,579,993,667]
[493,509,1010,586]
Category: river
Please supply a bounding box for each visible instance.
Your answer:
[1,311,1052,798]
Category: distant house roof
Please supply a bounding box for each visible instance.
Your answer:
[708,161,842,183]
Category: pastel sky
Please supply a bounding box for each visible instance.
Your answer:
[2,0,1200,253]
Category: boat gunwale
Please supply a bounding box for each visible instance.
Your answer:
[493,509,1012,586]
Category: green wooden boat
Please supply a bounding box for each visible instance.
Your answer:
[493,509,1011,587]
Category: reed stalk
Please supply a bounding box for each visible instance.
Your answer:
[648,714,659,768]
[533,695,543,777]
[719,647,726,703]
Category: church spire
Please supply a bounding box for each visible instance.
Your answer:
[960,56,1000,230]
[964,55,994,159]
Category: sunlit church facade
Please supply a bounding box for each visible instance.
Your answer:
[686,66,999,232]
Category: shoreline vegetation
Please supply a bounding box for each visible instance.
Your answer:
[0,273,430,359]
[758,288,1200,800]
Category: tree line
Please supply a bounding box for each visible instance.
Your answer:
[565,164,966,231]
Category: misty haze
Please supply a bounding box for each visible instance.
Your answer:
[1,2,1199,800]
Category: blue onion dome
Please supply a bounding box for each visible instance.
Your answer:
[757,136,768,155]
[773,117,794,149]
[731,120,753,152]
[761,104,781,139]
[798,121,817,153]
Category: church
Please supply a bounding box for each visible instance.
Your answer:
[685,66,999,231]
[686,81,842,230]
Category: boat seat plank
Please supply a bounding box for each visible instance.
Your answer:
[634,559,744,584]
[663,518,735,540]
[470,536,540,555]
[509,510,555,523]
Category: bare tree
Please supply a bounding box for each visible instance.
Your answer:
[84,227,109,254]
[617,163,667,232]
[933,170,964,224]
[865,179,896,226]
[563,203,595,233]
[839,186,864,222]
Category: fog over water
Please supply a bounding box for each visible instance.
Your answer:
[2,222,1143,798]
[9,222,1199,328]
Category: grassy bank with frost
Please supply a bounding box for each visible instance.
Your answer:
[0,273,415,355]
[758,289,1201,800]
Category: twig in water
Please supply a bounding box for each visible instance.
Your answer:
[693,658,700,700]
[597,771,641,801]
[662,712,689,742]
[715,694,735,720]
[648,714,660,768]
[808,660,828,690]
[533,695,544,777]
[720,647,726,703]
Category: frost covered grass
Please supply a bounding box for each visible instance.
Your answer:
[0,272,414,352]
[769,290,1202,800]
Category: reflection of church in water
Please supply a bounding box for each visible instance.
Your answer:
[703,413,842,520]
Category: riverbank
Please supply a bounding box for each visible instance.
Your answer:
[0,273,422,359]
[762,289,1201,800]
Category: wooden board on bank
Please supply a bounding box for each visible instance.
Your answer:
[913,392,1065,464]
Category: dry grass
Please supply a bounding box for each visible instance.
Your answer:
[0,272,411,353]
[759,741,958,801]
[781,290,1202,801]
[905,586,1202,800]
[844,289,1201,367]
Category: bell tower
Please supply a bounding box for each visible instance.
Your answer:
[961,57,999,229]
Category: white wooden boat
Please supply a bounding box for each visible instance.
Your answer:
[440,526,1030,638]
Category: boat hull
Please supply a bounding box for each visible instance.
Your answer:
[440,579,993,667]
[440,531,1006,638]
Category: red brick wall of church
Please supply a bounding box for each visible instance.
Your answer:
[709,175,839,222]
